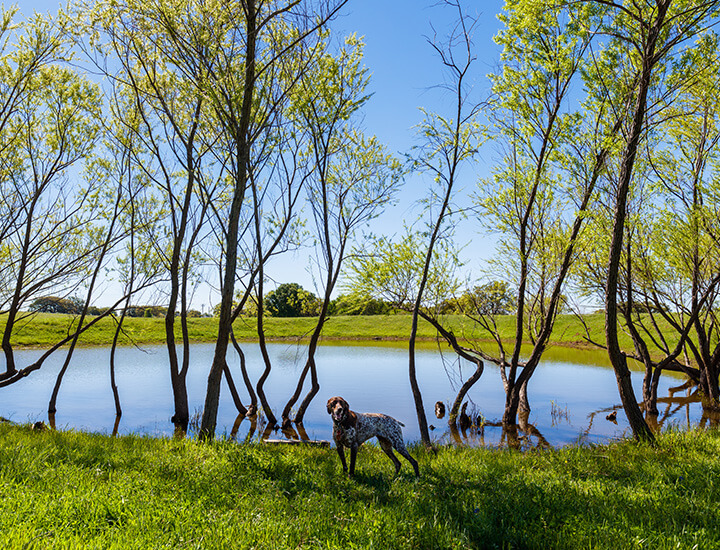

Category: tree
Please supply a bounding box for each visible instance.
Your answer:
[0,15,111,380]
[576,30,720,418]
[179,0,351,440]
[580,0,720,442]
[84,0,225,433]
[402,0,482,448]
[452,281,516,316]
[474,0,601,431]
[638,35,720,410]
[275,30,402,428]
[264,283,320,317]
[329,293,391,315]
[102,118,165,426]
[0,10,153,393]
[28,296,84,314]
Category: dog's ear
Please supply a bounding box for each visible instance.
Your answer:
[326,397,338,414]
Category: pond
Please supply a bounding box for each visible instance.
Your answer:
[0,341,705,448]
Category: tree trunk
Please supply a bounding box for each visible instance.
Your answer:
[519,379,530,415]
[603,1,674,444]
[222,360,248,416]
[648,366,662,416]
[199,0,257,440]
[282,362,310,428]
[408,324,431,447]
[109,309,127,418]
[170,369,190,434]
[502,382,521,427]
[448,360,483,425]
[230,331,257,414]
[255,295,278,427]
[294,356,319,424]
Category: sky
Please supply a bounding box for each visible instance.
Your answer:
[321,0,507,296]
[15,0,510,308]
[310,0,508,298]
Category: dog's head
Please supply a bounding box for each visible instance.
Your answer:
[326,396,352,425]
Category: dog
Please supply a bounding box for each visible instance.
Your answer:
[326,396,419,477]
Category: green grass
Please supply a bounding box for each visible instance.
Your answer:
[1,423,718,549]
[1,312,646,352]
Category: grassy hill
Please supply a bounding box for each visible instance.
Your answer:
[1,312,624,350]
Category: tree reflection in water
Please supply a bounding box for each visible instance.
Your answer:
[586,380,720,437]
[443,401,551,450]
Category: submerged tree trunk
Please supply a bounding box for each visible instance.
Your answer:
[603,1,674,445]
[223,360,248,416]
[199,0,257,440]
[230,331,257,414]
[448,360,483,426]
[109,309,127,419]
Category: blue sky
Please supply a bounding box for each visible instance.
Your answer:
[332,1,505,154]
[15,0,509,304]
[325,1,507,290]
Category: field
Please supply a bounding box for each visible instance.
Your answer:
[1,423,718,549]
[0,312,643,351]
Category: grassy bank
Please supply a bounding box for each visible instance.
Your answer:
[1,424,718,549]
[1,312,639,351]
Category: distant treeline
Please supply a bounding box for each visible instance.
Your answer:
[28,281,524,319]
[28,296,204,318]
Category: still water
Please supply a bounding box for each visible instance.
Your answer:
[0,342,702,447]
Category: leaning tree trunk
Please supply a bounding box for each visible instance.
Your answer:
[294,357,319,424]
[448,360,483,426]
[222,361,248,416]
[281,360,311,428]
[231,330,257,414]
[199,0,257,441]
[602,0,678,444]
[605,146,653,436]
[408,316,431,447]
[285,292,333,425]
[109,308,128,419]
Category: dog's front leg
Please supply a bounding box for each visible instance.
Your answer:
[349,444,358,476]
[336,445,348,473]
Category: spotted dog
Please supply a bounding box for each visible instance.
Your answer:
[326,396,420,477]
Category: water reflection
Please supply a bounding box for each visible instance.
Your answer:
[583,380,720,442]
[229,413,258,443]
[440,404,551,450]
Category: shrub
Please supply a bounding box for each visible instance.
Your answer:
[264,283,320,317]
[329,293,391,315]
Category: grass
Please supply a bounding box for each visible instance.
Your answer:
[0,312,655,353]
[1,423,719,549]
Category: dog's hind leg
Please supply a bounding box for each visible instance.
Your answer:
[394,442,420,477]
[377,436,402,475]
